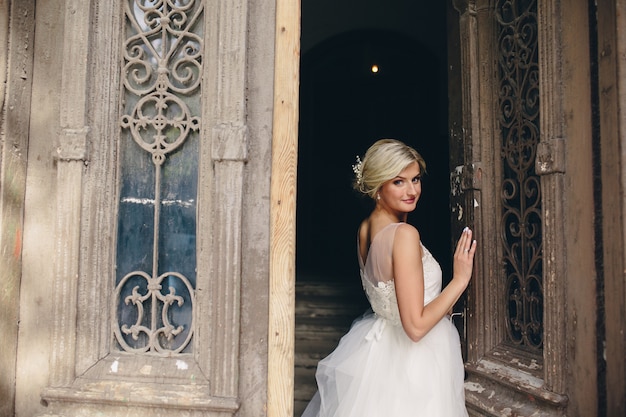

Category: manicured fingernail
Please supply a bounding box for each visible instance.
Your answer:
[463,226,469,232]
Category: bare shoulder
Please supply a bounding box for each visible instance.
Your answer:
[358,219,369,241]
[394,222,421,244]
[357,219,370,261]
[393,223,423,259]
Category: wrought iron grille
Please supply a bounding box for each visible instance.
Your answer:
[496,0,543,351]
[114,0,203,355]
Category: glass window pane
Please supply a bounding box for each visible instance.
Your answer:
[496,0,544,351]
[114,0,203,355]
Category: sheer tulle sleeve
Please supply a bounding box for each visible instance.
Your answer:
[358,223,402,325]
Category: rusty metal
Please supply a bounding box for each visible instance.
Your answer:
[496,0,543,351]
[115,0,203,355]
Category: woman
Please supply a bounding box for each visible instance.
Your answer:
[301,139,476,417]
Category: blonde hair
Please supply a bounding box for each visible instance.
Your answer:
[353,139,426,199]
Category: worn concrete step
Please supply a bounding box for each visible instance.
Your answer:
[296,301,364,317]
[296,315,356,330]
[293,280,370,417]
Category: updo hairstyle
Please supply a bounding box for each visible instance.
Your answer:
[353,139,427,200]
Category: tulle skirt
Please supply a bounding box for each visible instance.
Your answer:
[301,312,468,417]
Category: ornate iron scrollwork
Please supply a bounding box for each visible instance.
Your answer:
[496,0,543,351]
[115,0,203,355]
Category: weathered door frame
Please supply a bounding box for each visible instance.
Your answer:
[267,1,626,416]
[450,1,571,414]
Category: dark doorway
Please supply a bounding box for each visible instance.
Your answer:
[295,2,450,415]
[297,29,451,286]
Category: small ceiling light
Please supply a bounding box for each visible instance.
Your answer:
[371,64,379,73]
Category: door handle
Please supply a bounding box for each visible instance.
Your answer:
[450,309,467,342]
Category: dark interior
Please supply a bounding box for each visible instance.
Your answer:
[297,2,451,291]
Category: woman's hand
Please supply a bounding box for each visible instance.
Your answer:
[452,227,477,288]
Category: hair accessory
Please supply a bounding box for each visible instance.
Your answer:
[352,155,363,186]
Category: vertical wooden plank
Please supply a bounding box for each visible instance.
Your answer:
[450,0,502,364]
[0,1,35,416]
[267,0,300,415]
[597,0,626,414]
[615,0,626,411]
[559,2,598,414]
[537,0,568,395]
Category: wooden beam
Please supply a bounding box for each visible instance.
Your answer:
[0,1,35,416]
[597,0,626,414]
[267,0,300,416]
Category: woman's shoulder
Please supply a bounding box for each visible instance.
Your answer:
[392,223,422,257]
[357,219,371,248]
[393,222,420,241]
[361,218,418,240]
[358,219,369,238]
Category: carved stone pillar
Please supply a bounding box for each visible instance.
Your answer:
[201,0,249,399]
[48,0,91,389]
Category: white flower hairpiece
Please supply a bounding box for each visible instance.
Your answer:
[352,155,363,186]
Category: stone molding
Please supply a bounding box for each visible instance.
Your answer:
[49,0,91,390]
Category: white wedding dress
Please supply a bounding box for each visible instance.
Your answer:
[301,223,468,417]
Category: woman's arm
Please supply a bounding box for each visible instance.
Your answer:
[394,224,476,342]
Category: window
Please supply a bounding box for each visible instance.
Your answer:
[42,1,246,413]
[115,0,203,355]
[496,0,544,352]
[459,0,568,413]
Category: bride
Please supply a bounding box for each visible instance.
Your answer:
[301,139,476,417]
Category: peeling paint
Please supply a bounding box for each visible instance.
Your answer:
[474,198,479,208]
[120,197,195,208]
[464,381,486,393]
[176,360,188,370]
[510,357,541,371]
[478,359,543,388]
[139,365,152,375]
[450,165,464,196]
[110,360,119,373]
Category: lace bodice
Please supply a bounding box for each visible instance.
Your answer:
[358,223,443,327]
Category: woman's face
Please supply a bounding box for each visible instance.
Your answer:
[377,161,422,215]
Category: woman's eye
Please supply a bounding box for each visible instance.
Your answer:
[393,180,403,186]
[413,177,421,183]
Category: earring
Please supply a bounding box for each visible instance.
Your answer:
[377,194,380,200]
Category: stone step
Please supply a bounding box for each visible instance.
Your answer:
[294,362,318,417]
[293,280,369,416]
[295,280,360,293]
[294,367,317,401]
[296,300,364,316]
[296,314,358,328]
